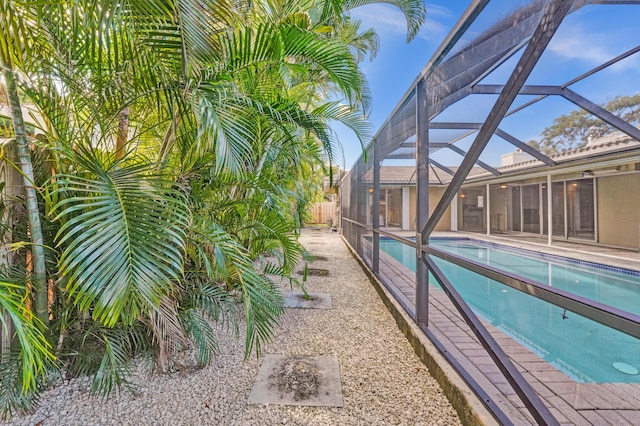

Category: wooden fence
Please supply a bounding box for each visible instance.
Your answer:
[308,202,336,225]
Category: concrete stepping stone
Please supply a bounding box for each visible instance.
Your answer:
[249,354,343,407]
[296,268,329,276]
[284,291,332,309]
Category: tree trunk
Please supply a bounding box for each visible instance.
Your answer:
[1,60,49,326]
[158,115,180,166]
[115,106,129,159]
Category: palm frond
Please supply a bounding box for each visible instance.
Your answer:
[51,150,189,327]
[58,315,152,397]
[339,0,426,42]
[90,326,142,395]
[148,296,190,373]
[185,219,283,358]
[279,24,362,102]
[237,270,283,359]
[183,279,237,328]
[243,209,306,274]
[178,308,218,366]
[0,348,42,420]
[0,270,55,394]
[312,100,372,148]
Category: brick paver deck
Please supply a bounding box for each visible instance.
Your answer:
[366,236,640,425]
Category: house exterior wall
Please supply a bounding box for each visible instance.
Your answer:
[372,163,640,249]
[408,186,450,232]
[597,174,640,249]
[432,186,451,232]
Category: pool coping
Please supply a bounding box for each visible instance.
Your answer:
[378,235,640,277]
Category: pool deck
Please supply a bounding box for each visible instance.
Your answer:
[470,231,640,273]
[366,230,640,425]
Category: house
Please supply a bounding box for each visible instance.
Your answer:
[355,131,640,251]
[360,165,455,231]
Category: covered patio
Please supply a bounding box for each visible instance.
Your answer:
[342,1,640,424]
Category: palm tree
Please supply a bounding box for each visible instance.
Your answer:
[0,1,49,326]
[0,0,427,415]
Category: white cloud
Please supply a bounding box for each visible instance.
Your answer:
[548,22,640,72]
[425,3,453,19]
[549,24,610,63]
[351,5,410,38]
[419,15,450,42]
[350,3,452,42]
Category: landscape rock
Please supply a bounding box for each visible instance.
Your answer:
[1,228,461,425]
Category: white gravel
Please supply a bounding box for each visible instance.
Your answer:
[3,228,462,425]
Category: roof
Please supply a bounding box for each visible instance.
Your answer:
[379,166,416,183]
[468,131,640,179]
[354,131,640,186]
[361,165,477,185]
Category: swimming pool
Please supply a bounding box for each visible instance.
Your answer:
[379,237,640,383]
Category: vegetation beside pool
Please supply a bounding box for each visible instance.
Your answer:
[0,0,425,416]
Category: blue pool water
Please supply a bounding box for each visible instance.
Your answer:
[379,238,640,383]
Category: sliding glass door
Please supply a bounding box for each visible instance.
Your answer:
[522,184,540,234]
[551,182,565,237]
[469,178,595,241]
[566,179,595,239]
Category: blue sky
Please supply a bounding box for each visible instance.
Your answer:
[336,1,640,170]
[335,1,467,169]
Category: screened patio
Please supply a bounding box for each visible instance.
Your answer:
[341,1,640,424]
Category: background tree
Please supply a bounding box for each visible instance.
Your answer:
[532,94,640,155]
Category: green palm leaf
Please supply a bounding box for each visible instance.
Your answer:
[321,0,426,42]
[0,272,54,393]
[186,220,283,357]
[64,320,152,396]
[312,100,372,147]
[0,267,55,417]
[179,280,237,365]
[279,24,362,100]
[52,151,189,327]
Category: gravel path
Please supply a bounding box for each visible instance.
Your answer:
[3,228,462,425]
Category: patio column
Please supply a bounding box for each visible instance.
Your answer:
[450,196,458,231]
[373,141,380,273]
[486,183,490,236]
[547,174,552,246]
[539,184,544,236]
[355,161,362,254]
[402,186,410,230]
